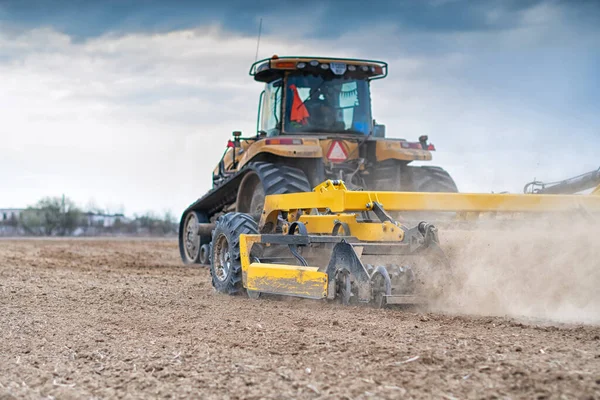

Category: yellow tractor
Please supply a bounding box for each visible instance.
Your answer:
[178,55,600,307]
[179,55,457,265]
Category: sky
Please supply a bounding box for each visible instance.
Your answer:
[1,0,599,217]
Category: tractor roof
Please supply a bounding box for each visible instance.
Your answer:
[249,55,388,83]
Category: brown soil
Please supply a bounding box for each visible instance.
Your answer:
[1,238,599,399]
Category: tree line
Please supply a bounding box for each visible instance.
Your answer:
[1,196,177,237]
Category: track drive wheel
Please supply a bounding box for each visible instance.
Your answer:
[411,166,459,221]
[209,212,258,295]
[371,160,458,221]
[370,160,458,193]
[369,159,405,191]
[179,210,210,264]
[236,162,311,220]
[409,166,458,193]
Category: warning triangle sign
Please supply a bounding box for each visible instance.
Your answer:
[327,141,348,162]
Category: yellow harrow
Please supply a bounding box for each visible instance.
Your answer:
[208,180,600,307]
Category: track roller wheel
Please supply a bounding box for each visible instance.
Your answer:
[209,213,258,295]
[179,210,210,265]
[199,244,210,265]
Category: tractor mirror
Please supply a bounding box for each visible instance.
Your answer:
[232,131,242,137]
[373,124,386,138]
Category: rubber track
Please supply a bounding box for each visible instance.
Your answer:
[183,162,311,220]
[209,213,258,295]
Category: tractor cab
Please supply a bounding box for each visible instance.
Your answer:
[250,56,387,137]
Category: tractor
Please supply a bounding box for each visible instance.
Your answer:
[179,55,458,265]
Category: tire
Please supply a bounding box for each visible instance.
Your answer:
[209,212,258,295]
[370,160,458,193]
[409,166,458,193]
[369,159,405,191]
[369,161,458,222]
[407,166,458,222]
[179,210,210,265]
[236,162,312,218]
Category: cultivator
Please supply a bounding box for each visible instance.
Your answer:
[208,180,600,307]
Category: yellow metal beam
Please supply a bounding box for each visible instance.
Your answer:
[260,180,600,227]
[298,214,404,242]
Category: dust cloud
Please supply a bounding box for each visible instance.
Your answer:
[427,215,600,324]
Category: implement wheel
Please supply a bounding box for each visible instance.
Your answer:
[209,213,258,295]
[338,270,355,306]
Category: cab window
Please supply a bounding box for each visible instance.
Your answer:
[260,79,282,136]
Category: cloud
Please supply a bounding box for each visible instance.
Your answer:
[0,1,598,215]
[4,0,592,40]
[0,25,356,214]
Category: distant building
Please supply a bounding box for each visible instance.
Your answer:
[0,208,24,222]
[85,212,130,228]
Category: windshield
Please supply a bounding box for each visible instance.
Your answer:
[284,74,371,135]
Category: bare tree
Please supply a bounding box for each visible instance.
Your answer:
[22,195,83,236]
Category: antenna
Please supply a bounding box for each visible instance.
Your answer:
[254,17,263,62]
